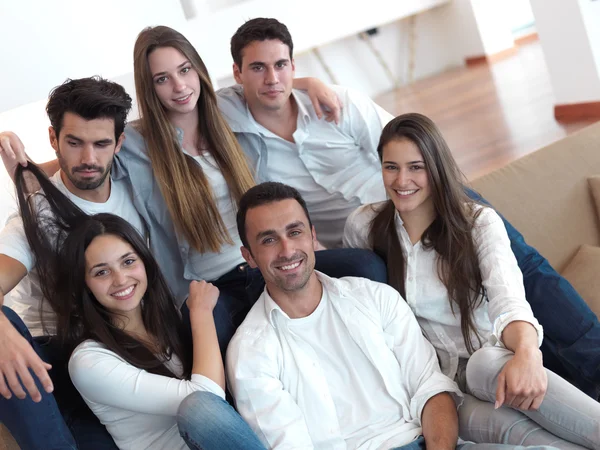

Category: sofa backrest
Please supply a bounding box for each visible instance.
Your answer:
[471,121,600,272]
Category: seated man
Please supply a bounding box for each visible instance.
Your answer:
[217,17,600,398]
[219,17,393,249]
[0,77,140,449]
[222,181,558,450]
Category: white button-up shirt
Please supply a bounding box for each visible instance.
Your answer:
[226,272,462,449]
[217,85,392,248]
[343,203,544,379]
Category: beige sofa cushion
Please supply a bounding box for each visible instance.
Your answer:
[561,244,600,318]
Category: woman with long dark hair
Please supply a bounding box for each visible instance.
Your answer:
[15,164,266,450]
[343,113,600,449]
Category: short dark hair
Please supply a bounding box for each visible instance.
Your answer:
[237,182,312,249]
[230,18,294,69]
[46,76,132,140]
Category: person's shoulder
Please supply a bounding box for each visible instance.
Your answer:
[471,203,502,228]
[347,201,386,227]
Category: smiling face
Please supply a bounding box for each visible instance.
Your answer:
[84,234,148,318]
[241,199,317,295]
[381,138,435,220]
[233,39,295,114]
[148,46,201,118]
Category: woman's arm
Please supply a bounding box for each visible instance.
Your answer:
[496,321,547,410]
[187,280,225,391]
[473,207,546,410]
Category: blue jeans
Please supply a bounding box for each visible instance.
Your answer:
[466,188,600,399]
[194,248,387,356]
[392,436,559,449]
[0,306,117,450]
[177,391,266,450]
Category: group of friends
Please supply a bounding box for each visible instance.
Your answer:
[0,17,599,450]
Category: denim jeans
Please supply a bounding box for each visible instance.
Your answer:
[466,188,600,399]
[0,306,118,450]
[391,436,559,449]
[177,391,266,450]
[194,248,387,356]
[463,347,600,449]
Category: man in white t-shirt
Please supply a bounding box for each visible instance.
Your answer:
[225,181,463,450]
[218,17,392,249]
[0,77,140,449]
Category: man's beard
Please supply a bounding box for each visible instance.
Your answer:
[57,148,112,190]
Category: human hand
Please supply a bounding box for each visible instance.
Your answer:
[495,348,547,410]
[0,313,53,402]
[305,78,342,124]
[0,132,28,179]
[187,280,219,315]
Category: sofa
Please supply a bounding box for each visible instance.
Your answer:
[2,120,600,449]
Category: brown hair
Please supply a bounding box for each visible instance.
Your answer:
[370,113,484,353]
[230,18,294,69]
[133,26,255,253]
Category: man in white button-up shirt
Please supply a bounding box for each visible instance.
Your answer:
[227,181,465,450]
[218,17,392,249]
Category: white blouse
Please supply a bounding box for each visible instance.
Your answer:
[69,340,226,450]
[343,202,543,379]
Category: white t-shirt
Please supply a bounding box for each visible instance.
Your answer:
[188,153,244,281]
[288,289,416,450]
[0,171,144,336]
[69,339,225,450]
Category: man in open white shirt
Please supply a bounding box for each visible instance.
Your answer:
[226,181,465,450]
[0,77,141,449]
[217,17,392,249]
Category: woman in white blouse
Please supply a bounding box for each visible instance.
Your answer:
[343,113,600,449]
[23,207,266,450]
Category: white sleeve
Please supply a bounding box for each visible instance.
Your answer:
[375,283,463,419]
[335,85,393,157]
[0,214,34,271]
[473,207,543,347]
[226,333,315,450]
[68,342,225,416]
[342,204,376,249]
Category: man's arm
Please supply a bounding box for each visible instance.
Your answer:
[292,78,342,124]
[0,254,53,402]
[421,392,458,450]
[0,131,59,181]
[226,335,315,449]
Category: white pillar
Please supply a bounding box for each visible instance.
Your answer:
[530,0,600,119]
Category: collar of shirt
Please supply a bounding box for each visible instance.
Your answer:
[263,271,350,328]
[240,89,311,139]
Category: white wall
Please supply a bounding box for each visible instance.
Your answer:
[580,0,600,77]
[530,0,600,105]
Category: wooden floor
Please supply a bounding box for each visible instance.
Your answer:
[375,40,598,180]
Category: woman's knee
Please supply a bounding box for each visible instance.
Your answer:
[466,347,513,396]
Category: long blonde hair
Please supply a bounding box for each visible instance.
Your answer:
[133,25,255,253]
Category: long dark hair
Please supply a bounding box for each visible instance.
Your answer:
[15,163,192,377]
[370,113,484,353]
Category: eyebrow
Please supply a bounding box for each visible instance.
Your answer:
[152,60,190,78]
[88,252,136,273]
[382,160,425,165]
[64,134,114,145]
[255,220,306,241]
[248,58,289,68]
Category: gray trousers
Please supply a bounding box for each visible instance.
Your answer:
[457,346,600,449]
